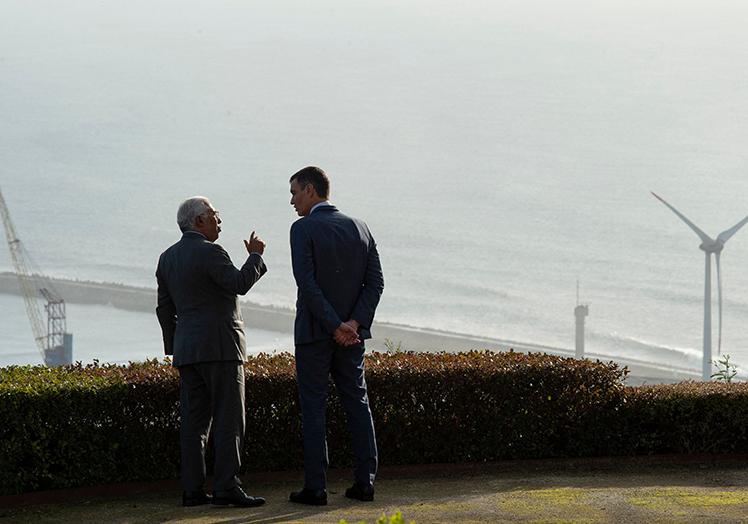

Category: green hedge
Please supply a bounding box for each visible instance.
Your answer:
[1,351,746,496]
[0,361,180,495]
[620,382,748,455]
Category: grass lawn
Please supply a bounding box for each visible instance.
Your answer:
[2,457,748,523]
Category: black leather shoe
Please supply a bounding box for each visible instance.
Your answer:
[182,490,212,507]
[289,488,328,506]
[212,486,266,507]
[345,483,374,502]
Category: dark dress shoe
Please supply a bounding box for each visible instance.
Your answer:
[289,488,328,506]
[182,490,212,507]
[345,483,374,501]
[212,486,266,507]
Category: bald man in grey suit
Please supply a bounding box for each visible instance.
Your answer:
[156,196,267,508]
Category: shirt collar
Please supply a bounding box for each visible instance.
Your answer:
[310,201,332,214]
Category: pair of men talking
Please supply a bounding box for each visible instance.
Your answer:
[156,166,384,508]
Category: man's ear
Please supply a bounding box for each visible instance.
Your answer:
[305,183,317,198]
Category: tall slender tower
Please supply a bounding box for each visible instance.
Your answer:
[574,281,589,359]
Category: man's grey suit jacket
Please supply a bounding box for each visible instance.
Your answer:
[156,231,267,367]
[290,205,384,345]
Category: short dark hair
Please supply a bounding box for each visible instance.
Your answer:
[290,166,330,199]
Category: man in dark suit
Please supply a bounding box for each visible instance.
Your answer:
[287,166,384,506]
[156,196,267,508]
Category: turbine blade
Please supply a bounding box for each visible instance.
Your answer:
[716,251,723,356]
[717,215,748,244]
[651,192,714,244]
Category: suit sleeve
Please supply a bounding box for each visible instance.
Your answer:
[155,263,176,356]
[350,234,384,329]
[290,221,342,333]
[206,244,267,296]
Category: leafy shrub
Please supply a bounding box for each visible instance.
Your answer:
[0,361,180,496]
[2,350,746,496]
[619,381,748,455]
[359,351,627,465]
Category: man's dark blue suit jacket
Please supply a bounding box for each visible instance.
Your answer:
[290,205,384,345]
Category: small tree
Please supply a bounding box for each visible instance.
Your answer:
[711,354,738,383]
[383,338,403,354]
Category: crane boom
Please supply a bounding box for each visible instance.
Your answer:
[0,188,72,365]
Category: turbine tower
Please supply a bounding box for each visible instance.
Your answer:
[651,192,748,380]
[574,281,589,359]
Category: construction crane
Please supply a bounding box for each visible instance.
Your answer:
[0,187,72,366]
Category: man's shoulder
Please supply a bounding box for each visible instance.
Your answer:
[198,240,229,261]
[158,239,182,260]
[312,206,361,224]
[304,208,372,236]
[293,208,353,229]
[290,217,308,236]
[160,233,224,260]
[290,210,337,228]
[333,210,370,233]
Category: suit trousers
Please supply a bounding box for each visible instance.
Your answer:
[178,361,245,492]
[295,339,378,490]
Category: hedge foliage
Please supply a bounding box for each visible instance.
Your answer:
[1,351,746,496]
[621,382,748,455]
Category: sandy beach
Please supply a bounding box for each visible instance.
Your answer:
[0,272,700,384]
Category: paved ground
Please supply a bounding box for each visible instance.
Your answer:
[3,457,748,523]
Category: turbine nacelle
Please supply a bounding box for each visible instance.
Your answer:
[699,239,723,254]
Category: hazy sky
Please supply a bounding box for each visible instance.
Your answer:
[2,0,748,367]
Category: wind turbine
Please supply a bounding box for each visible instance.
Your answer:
[652,192,748,380]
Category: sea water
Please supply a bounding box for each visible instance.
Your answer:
[2,0,748,371]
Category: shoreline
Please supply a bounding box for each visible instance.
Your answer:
[0,272,701,384]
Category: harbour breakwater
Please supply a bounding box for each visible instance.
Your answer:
[0,272,699,384]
